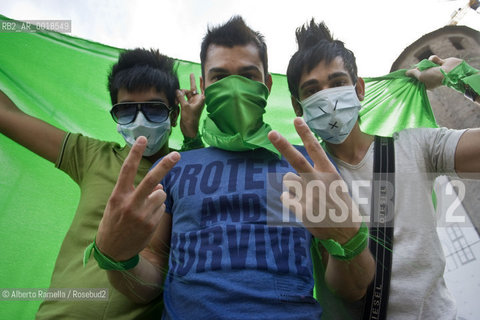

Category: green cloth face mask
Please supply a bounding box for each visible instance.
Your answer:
[202,75,280,157]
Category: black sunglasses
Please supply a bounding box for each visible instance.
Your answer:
[110,101,172,125]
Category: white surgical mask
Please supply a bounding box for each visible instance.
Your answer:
[300,85,361,144]
[117,112,170,156]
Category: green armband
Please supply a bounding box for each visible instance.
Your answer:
[441,60,480,94]
[319,222,369,261]
[83,240,139,270]
[180,132,205,151]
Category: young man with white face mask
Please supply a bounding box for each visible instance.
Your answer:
[285,19,480,319]
[92,16,376,319]
[0,48,204,319]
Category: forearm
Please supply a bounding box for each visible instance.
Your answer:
[321,221,375,302]
[324,246,375,302]
[95,215,172,304]
[408,57,479,103]
[0,90,28,135]
[180,116,200,138]
[179,109,205,151]
[106,250,166,304]
[0,90,19,112]
[0,90,65,162]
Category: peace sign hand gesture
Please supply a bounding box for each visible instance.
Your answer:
[268,118,361,243]
[96,136,180,261]
[177,73,205,138]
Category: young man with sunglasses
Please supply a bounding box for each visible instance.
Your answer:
[284,20,480,319]
[92,17,375,319]
[0,48,204,319]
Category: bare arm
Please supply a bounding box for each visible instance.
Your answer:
[268,118,375,302]
[405,56,463,90]
[0,90,66,163]
[321,245,375,301]
[455,128,480,173]
[406,55,479,105]
[105,213,172,303]
[95,137,180,303]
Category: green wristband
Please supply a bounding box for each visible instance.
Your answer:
[180,132,205,151]
[83,240,139,270]
[319,222,369,261]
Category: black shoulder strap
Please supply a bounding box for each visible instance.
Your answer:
[362,136,395,320]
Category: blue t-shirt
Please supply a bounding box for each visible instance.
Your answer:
[158,147,322,319]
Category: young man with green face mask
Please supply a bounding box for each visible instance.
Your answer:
[92,16,376,319]
[283,19,480,319]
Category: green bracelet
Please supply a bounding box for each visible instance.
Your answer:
[319,222,369,261]
[83,240,139,270]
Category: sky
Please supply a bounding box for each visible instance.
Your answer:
[1,0,479,77]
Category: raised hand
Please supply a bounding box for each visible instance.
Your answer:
[268,117,361,243]
[406,55,463,90]
[96,136,180,261]
[177,73,205,138]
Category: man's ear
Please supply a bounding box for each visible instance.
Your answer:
[355,77,365,101]
[291,96,303,116]
[265,74,273,92]
[170,106,179,127]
